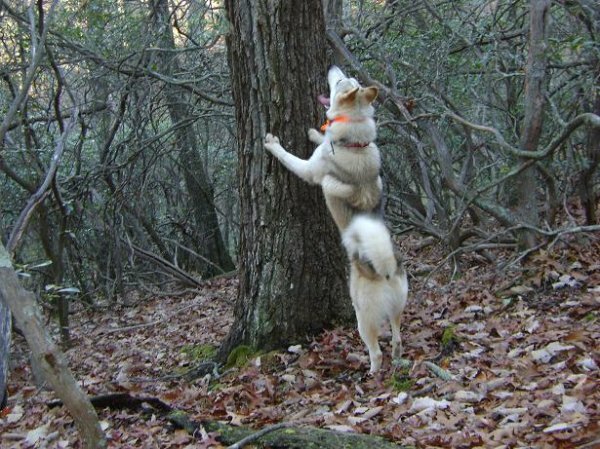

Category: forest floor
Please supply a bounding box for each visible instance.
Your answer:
[1,232,599,449]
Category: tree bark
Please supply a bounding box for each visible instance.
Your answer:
[0,244,106,449]
[514,0,551,248]
[579,84,600,225]
[323,0,344,31]
[0,289,9,409]
[578,5,599,225]
[220,0,353,356]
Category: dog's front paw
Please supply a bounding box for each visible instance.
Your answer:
[264,133,282,156]
[307,128,324,144]
[264,133,280,147]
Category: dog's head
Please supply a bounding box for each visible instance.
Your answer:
[319,66,378,119]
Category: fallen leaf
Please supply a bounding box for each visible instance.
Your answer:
[6,405,24,424]
[325,424,355,433]
[409,397,451,413]
[25,424,49,445]
[454,390,483,403]
[531,342,575,363]
[361,406,383,420]
[576,357,598,371]
[287,344,303,354]
[392,392,408,405]
[560,395,586,414]
[543,422,580,433]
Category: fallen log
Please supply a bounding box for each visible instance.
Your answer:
[47,392,171,413]
[0,244,106,449]
[200,419,406,449]
[66,392,406,448]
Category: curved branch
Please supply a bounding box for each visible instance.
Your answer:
[445,112,600,159]
[6,109,79,255]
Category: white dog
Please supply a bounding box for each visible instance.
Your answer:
[342,214,408,373]
[264,66,383,232]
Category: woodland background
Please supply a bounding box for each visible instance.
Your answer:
[0,0,599,448]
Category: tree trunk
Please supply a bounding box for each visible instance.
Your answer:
[0,244,106,449]
[0,290,10,408]
[323,0,345,66]
[514,0,550,248]
[220,0,353,356]
[324,0,343,30]
[150,0,235,277]
[580,87,600,225]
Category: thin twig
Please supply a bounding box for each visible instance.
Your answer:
[124,240,203,288]
[227,422,290,449]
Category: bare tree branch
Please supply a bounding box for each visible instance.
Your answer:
[125,240,203,288]
[445,111,600,159]
[6,109,79,255]
[0,0,59,146]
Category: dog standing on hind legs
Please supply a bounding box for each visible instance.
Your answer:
[264,66,408,373]
[342,214,408,373]
[264,65,383,232]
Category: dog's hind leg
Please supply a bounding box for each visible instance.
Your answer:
[356,315,383,374]
[324,195,354,231]
[390,312,403,360]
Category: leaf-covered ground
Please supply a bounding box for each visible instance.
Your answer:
[1,235,599,449]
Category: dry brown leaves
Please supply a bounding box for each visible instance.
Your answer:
[1,237,599,449]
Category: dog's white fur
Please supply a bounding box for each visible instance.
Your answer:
[342,215,408,373]
[264,66,383,232]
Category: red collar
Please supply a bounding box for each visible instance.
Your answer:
[320,116,370,149]
[340,141,370,148]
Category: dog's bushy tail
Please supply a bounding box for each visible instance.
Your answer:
[342,214,397,279]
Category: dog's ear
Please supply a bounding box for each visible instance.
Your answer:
[361,86,379,104]
[339,87,359,105]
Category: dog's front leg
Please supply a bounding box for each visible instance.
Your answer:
[264,133,318,184]
[307,128,325,145]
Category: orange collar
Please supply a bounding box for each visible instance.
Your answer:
[320,115,361,132]
[320,116,371,149]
